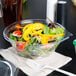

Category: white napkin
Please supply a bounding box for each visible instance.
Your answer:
[0,47,72,76]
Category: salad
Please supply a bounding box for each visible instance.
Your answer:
[9,22,65,58]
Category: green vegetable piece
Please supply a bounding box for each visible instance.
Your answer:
[29,37,36,44]
[49,26,64,35]
[25,44,33,52]
[18,37,24,42]
[10,33,17,41]
[43,26,50,34]
[55,36,63,41]
[49,28,56,34]
[35,37,41,43]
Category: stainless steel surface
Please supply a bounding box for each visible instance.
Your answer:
[0,60,16,76]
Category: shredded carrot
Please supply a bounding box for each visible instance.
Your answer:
[16,24,24,30]
[18,35,22,38]
[25,40,29,46]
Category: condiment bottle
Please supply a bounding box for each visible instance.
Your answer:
[73,39,76,53]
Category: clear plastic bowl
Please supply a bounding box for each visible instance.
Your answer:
[3,19,72,59]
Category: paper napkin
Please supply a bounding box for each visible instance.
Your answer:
[0,47,72,76]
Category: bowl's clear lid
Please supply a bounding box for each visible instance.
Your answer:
[3,19,73,44]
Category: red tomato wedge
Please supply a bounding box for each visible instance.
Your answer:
[16,41,29,52]
[13,30,22,36]
[16,42,26,52]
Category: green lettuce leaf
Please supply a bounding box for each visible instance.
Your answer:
[49,26,64,35]
[43,26,50,34]
[10,33,17,41]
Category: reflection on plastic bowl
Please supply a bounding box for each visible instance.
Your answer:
[0,60,13,76]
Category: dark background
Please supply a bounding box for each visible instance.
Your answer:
[0,0,76,76]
